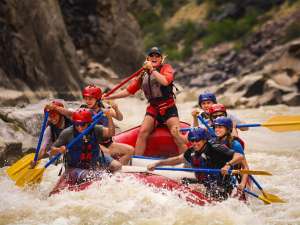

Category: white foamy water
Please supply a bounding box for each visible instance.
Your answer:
[0,97,299,225]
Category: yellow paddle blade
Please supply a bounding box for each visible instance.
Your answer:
[232,170,272,176]
[15,168,45,187]
[258,194,272,204]
[263,192,287,203]
[263,115,300,132]
[10,160,41,181]
[6,153,35,179]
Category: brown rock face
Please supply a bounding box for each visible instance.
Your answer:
[0,0,83,101]
[59,0,144,77]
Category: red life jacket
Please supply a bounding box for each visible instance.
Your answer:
[190,152,207,181]
[141,64,174,103]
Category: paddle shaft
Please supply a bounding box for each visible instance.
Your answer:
[243,188,270,203]
[237,121,300,128]
[132,155,163,160]
[249,175,266,193]
[44,111,104,169]
[155,167,229,174]
[197,115,217,137]
[105,68,144,97]
[33,112,49,162]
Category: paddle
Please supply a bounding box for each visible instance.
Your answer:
[6,111,49,181]
[154,167,272,175]
[197,114,285,203]
[242,187,272,204]
[249,175,286,203]
[236,115,300,132]
[132,155,164,160]
[104,67,144,97]
[197,115,217,137]
[15,111,105,187]
[181,115,300,133]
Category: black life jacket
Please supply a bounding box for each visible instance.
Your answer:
[190,151,208,181]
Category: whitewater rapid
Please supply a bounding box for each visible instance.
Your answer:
[0,97,299,225]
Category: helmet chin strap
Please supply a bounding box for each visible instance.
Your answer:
[56,115,64,128]
[92,100,101,111]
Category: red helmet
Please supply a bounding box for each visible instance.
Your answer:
[208,103,227,115]
[51,100,64,108]
[45,100,64,115]
[72,108,92,123]
[82,85,102,100]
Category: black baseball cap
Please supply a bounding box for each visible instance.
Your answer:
[147,46,162,56]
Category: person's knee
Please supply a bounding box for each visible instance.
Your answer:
[110,160,122,172]
[127,145,134,155]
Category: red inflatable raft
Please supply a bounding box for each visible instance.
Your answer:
[114,121,190,158]
[49,169,209,206]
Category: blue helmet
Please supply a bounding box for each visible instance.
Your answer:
[188,127,208,142]
[198,92,217,105]
[213,116,233,131]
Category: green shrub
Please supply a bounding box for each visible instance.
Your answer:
[202,9,259,48]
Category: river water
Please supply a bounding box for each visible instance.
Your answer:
[0,97,299,225]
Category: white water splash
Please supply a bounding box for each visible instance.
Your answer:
[0,97,299,225]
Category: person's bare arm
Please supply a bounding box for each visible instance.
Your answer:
[102,109,115,137]
[147,154,184,171]
[50,146,66,156]
[109,101,123,121]
[104,89,131,100]
[45,104,73,119]
[191,109,200,127]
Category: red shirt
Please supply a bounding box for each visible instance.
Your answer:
[127,64,174,95]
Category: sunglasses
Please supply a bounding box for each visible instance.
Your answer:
[74,122,88,127]
[189,138,202,143]
[149,53,161,58]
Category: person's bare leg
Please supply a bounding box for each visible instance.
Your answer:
[134,115,156,155]
[108,142,134,165]
[109,159,122,172]
[166,117,187,153]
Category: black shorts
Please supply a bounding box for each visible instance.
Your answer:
[146,105,179,124]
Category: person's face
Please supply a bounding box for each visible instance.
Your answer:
[49,112,61,125]
[191,139,206,151]
[84,96,97,109]
[211,112,225,120]
[74,122,89,133]
[200,100,214,112]
[147,53,162,67]
[215,125,227,137]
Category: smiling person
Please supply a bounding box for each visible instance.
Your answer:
[50,108,122,183]
[191,92,217,127]
[50,85,134,165]
[81,85,134,165]
[147,127,244,200]
[104,46,184,155]
[31,100,73,167]
[208,103,248,137]
[213,116,250,194]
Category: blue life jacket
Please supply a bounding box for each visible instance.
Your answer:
[66,128,100,169]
